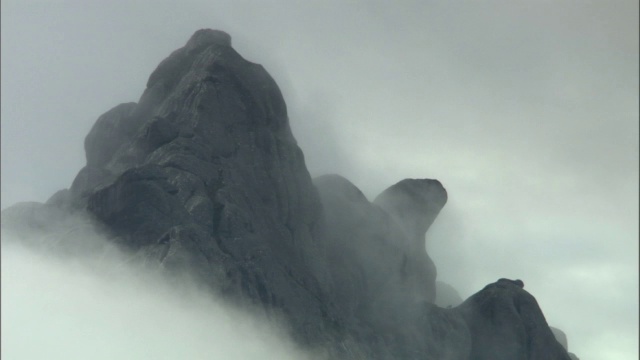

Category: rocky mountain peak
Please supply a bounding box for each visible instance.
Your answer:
[2,29,577,360]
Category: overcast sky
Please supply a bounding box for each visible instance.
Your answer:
[2,1,638,359]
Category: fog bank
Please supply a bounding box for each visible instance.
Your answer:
[1,232,319,360]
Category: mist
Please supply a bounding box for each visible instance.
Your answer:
[1,226,319,360]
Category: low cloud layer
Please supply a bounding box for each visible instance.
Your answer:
[1,230,319,360]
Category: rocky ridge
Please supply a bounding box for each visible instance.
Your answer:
[2,29,576,360]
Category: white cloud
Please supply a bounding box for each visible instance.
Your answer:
[1,236,319,360]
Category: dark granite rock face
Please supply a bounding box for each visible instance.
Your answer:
[67,28,337,344]
[1,29,578,360]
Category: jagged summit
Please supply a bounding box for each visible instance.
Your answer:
[2,29,576,360]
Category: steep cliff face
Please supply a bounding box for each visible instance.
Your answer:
[2,29,576,360]
[63,29,336,344]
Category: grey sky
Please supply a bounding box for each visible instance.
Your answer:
[2,1,638,359]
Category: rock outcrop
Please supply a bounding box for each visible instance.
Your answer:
[373,178,448,303]
[314,174,470,359]
[1,29,577,360]
[458,279,571,360]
